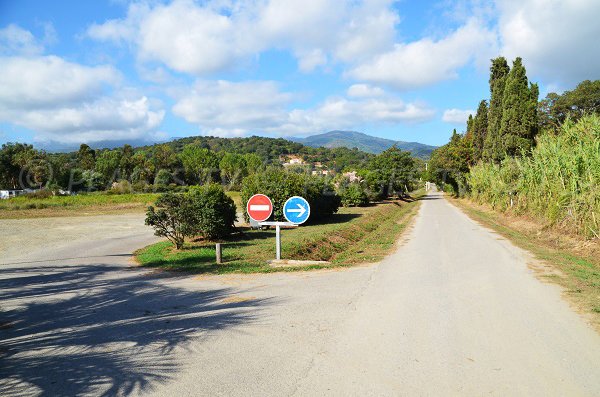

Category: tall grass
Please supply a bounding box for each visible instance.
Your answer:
[469,115,600,238]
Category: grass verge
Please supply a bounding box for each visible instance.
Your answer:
[0,191,242,219]
[135,194,422,274]
[451,198,600,330]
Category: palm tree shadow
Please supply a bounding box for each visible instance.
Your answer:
[0,263,274,396]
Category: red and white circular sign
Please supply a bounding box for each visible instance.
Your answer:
[246,194,273,222]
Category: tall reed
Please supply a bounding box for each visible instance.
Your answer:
[468,115,600,238]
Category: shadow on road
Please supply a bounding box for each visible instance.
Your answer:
[0,263,273,396]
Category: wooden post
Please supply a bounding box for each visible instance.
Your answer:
[216,243,222,264]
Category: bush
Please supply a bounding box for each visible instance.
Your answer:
[24,189,53,199]
[145,184,238,249]
[241,167,340,222]
[339,183,369,207]
[187,184,237,240]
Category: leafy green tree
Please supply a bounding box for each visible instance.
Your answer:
[0,142,34,189]
[95,150,122,186]
[179,144,219,184]
[499,57,538,156]
[363,146,416,198]
[219,152,247,189]
[539,80,600,131]
[244,153,264,174]
[484,57,510,162]
[152,144,177,171]
[120,144,135,180]
[77,144,96,170]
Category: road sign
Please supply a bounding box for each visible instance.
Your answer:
[283,196,310,224]
[247,194,273,222]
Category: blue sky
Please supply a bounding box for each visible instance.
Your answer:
[1,0,599,150]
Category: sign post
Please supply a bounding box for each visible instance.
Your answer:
[247,194,310,261]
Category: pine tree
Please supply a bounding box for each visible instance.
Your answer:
[499,57,539,156]
[483,57,510,162]
[472,100,488,162]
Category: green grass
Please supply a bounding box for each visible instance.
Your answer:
[453,199,600,329]
[135,196,422,274]
[0,190,242,218]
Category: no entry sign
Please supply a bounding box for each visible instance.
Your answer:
[246,194,273,222]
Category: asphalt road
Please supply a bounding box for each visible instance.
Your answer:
[1,192,599,396]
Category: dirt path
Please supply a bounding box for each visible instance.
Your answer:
[1,193,599,396]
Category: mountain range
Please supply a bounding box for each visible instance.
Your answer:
[292,131,436,158]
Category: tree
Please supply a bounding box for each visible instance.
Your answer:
[95,150,122,186]
[484,57,510,162]
[472,100,488,162]
[219,152,247,189]
[120,144,135,180]
[77,144,96,170]
[0,143,34,189]
[499,57,538,156]
[244,153,264,174]
[179,144,219,184]
[539,80,600,131]
[363,146,416,198]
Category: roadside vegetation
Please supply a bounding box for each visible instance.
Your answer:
[136,195,422,274]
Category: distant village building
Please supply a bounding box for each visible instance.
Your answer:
[343,171,362,183]
[282,155,305,167]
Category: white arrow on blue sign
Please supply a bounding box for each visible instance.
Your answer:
[283,196,310,224]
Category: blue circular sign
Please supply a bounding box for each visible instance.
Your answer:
[283,196,310,224]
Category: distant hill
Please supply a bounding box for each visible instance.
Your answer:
[292,130,436,158]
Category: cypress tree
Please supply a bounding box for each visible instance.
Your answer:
[499,57,539,156]
[483,57,510,162]
[472,100,488,162]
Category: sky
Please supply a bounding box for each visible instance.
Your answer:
[1,0,599,151]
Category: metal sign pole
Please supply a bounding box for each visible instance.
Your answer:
[276,224,281,260]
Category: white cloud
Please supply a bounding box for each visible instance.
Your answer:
[0,56,119,109]
[86,0,398,75]
[0,24,44,56]
[497,0,600,87]
[348,19,497,90]
[173,80,293,131]
[442,108,474,124]
[21,96,165,144]
[0,52,163,144]
[172,79,434,136]
[347,84,385,98]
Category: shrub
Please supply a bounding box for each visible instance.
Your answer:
[187,184,237,240]
[339,183,369,207]
[145,193,198,249]
[145,184,238,249]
